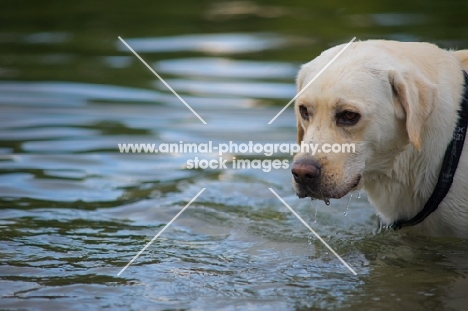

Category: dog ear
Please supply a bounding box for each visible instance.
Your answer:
[388,70,436,151]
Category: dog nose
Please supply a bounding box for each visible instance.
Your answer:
[292,158,321,184]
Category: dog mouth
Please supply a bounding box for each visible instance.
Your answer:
[295,175,362,201]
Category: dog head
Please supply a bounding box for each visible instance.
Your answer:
[292,41,436,200]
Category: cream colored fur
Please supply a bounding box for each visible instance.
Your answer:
[294,40,468,237]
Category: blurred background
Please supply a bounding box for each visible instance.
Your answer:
[1,1,468,310]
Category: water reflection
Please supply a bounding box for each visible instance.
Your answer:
[155,57,297,79]
[349,13,429,27]
[24,32,71,44]
[119,33,287,54]
[1,0,468,309]
[155,78,295,99]
[0,82,163,106]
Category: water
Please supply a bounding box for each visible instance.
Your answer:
[1,1,468,310]
[344,193,353,216]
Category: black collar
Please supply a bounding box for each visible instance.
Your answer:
[391,71,468,230]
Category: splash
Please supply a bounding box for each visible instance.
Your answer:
[344,193,353,216]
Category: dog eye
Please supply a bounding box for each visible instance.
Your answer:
[337,111,360,126]
[299,105,309,120]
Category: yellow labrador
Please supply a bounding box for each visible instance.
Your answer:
[292,40,468,237]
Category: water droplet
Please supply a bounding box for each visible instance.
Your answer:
[344,193,353,216]
[314,207,318,223]
[324,198,330,205]
[376,218,385,233]
[357,191,362,199]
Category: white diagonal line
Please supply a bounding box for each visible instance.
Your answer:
[118,36,207,124]
[268,188,357,275]
[117,188,206,276]
[268,37,356,124]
